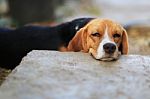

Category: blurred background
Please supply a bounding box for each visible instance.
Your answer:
[0,0,150,55]
[0,0,150,84]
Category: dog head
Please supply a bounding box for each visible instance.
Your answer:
[67,19,129,61]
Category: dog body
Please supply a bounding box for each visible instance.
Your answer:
[0,18,93,69]
[67,19,129,61]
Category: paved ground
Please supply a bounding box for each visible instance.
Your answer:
[94,0,150,24]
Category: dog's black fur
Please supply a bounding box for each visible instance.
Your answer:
[0,18,94,69]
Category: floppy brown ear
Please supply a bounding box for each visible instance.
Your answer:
[67,27,88,52]
[119,29,129,54]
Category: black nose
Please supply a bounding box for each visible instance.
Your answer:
[103,43,116,54]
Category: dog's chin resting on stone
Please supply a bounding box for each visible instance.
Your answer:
[95,52,121,61]
[99,52,121,62]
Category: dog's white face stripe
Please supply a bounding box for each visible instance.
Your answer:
[95,26,117,59]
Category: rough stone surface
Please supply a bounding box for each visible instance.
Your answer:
[0,50,150,99]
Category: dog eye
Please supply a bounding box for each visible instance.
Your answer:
[113,34,120,38]
[91,32,100,37]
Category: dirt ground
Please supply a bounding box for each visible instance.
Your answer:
[127,26,150,55]
[0,68,11,85]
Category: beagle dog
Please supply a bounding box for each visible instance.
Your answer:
[0,18,128,69]
[67,18,129,61]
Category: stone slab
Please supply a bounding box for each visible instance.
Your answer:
[0,50,150,99]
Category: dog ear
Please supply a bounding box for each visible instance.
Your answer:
[119,29,129,54]
[67,27,88,52]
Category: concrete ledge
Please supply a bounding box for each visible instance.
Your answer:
[0,50,150,99]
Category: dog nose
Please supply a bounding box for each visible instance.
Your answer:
[103,43,116,54]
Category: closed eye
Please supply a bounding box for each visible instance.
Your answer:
[91,32,100,37]
[113,34,120,38]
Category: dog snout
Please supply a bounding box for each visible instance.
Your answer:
[103,43,116,54]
